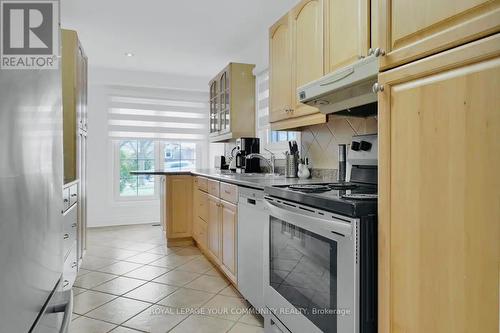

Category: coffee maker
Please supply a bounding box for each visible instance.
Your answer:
[235,137,260,173]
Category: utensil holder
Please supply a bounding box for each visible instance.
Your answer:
[285,154,298,178]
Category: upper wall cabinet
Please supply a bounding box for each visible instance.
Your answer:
[209,63,256,142]
[269,0,326,131]
[324,0,370,73]
[378,0,500,70]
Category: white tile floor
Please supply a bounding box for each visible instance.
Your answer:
[70,224,264,333]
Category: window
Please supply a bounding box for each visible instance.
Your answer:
[108,85,208,200]
[255,70,300,155]
[163,142,196,171]
[119,139,155,197]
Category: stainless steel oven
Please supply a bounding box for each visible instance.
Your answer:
[264,196,360,333]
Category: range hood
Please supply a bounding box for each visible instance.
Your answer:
[297,53,379,116]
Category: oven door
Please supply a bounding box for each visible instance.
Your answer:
[264,197,359,333]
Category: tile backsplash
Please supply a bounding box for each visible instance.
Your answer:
[301,115,377,169]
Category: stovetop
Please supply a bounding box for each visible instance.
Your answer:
[264,182,378,218]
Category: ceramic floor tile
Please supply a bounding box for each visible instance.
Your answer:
[152,269,201,287]
[86,246,141,260]
[169,314,235,333]
[238,312,264,327]
[72,314,81,321]
[123,265,170,281]
[69,316,117,333]
[73,290,116,315]
[77,268,92,277]
[122,305,188,333]
[185,275,229,294]
[149,254,195,268]
[122,242,158,252]
[74,271,117,289]
[157,287,215,309]
[97,261,144,275]
[219,285,243,298]
[228,322,265,333]
[176,257,213,274]
[123,282,178,303]
[85,297,151,325]
[146,245,179,256]
[109,326,143,333]
[81,255,118,270]
[174,246,202,256]
[73,286,87,296]
[201,295,249,321]
[93,276,147,296]
[125,252,165,265]
[204,267,226,278]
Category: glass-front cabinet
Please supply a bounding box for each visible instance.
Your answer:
[208,63,256,142]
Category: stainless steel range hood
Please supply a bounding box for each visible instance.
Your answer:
[297,52,379,116]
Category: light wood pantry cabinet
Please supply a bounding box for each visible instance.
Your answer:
[269,1,326,131]
[324,0,370,73]
[62,29,88,265]
[208,63,256,142]
[165,175,193,243]
[377,34,500,333]
[207,193,222,263]
[377,0,500,70]
[62,29,87,184]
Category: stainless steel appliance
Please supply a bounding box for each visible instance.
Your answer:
[214,155,227,169]
[237,187,268,310]
[0,22,72,332]
[263,134,378,333]
[297,50,385,117]
[235,137,260,173]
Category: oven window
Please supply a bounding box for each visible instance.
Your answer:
[270,217,338,333]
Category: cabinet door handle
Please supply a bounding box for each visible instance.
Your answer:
[71,262,77,268]
[63,233,69,239]
[373,48,386,57]
[71,223,77,228]
[71,194,77,197]
[63,280,69,288]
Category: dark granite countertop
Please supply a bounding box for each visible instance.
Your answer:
[130,169,335,190]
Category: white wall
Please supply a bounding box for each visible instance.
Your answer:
[87,67,209,227]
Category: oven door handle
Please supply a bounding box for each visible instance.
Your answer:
[264,199,352,237]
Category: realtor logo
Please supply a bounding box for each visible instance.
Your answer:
[0,0,59,69]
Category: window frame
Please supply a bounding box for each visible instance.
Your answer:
[113,140,161,202]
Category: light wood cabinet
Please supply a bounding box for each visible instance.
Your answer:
[208,63,256,142]
[221,201,237,284]
[324,0,370,73]
[165,175,193,242]
[62,29,87,185]
[270,13,293,123]
[207,194,222,263]
[269,1,327,130]
[378,0,500,70]
[378,34,500,333]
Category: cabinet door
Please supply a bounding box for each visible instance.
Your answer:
[378,35,500,333]
[324,0,369,73]
[269,14,292,122]
[207,194,221,262]
[378,0,500,70]
[209,81,218,134]
[290,0,323,117]
[166,176,192,239]
[221,201,237,283]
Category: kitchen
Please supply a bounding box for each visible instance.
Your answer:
[0,1,498,333]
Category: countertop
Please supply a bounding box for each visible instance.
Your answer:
[130,169,335,190]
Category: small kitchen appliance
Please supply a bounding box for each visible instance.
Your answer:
[235,137,260,173]
[214,155,228,169]
[263,133,378,333]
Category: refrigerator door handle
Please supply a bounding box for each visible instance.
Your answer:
[58,290,73,333]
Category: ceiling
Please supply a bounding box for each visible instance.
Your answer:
[61,0,298,77]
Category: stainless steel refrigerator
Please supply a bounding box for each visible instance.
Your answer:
[0,53,72,332]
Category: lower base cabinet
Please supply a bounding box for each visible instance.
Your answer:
[220,201,237,283]
[192,177,238,285]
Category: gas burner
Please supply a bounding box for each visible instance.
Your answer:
[342,193,378,200]
[328,183,358,190]
[288,184,331,193]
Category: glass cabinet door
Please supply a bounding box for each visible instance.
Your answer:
[219,73,227,132]
[209,81,218,134]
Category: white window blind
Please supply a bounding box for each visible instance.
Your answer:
[107,85,208,141]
